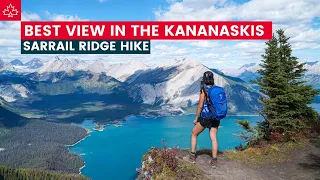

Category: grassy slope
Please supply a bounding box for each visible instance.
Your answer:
[224,140,307,167]
[138,148,208,180]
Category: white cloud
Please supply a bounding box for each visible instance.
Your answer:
[233,42,265,53]
[153,44,189,56]
[0,12,43,59]
[0,39,20,47]
[290,28,320,42]
[0,11,89,62]
[179,0,227,9]
[189,41,221,48]
[202,53,220,58]
[213,60,224,64]
[152,0,320,68]
[291,42,320,50]
[98,0,107,3]
[22,12,41,21]
[45,11,86,21]
[157,0,320,24]
[155,0,320,44]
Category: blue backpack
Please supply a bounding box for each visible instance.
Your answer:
[200,85,227,120]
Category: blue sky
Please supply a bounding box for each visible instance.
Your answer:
[23,0,164,21]
[0,0,319,69]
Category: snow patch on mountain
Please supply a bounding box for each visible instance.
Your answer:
[164,59,229,106]
[138,84,157,104]
[0,84,29,102]
[38,57,88,73]
[0,61,16,72]
[12,84,28,98]
[130,58,230,107]
[87,59,108,73]
[106,60,149,82]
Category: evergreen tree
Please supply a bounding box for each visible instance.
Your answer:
[254,29,319,141]
[253,34,285,140]
[276,29,318,135]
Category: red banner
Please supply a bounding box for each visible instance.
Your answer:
[21,21,272,40]
[0,0,21,21]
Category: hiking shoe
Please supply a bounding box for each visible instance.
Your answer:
[210,158,217,169]
[183,152,196,164]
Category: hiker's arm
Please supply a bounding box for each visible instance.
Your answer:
[194,90,205,123]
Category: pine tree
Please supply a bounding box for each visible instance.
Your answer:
[253,34,286,140]
[276,29,318,135]
[254,29,319,141]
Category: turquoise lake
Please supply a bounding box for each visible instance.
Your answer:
[69,115,263,180]
[310,103,320,112]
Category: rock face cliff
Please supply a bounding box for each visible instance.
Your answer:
[126,59,261,114]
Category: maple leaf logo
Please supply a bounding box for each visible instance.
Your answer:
[3,3,19,18]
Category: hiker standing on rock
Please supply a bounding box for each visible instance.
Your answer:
[184,71,228,169]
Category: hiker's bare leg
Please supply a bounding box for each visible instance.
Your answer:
[209,127,218,158]
[191,123,205,153]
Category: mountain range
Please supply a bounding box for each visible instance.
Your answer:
[0,58,262,122]
[221,61,320,87]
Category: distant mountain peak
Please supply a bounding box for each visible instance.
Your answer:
[305,61,318,66]
[221,62,259,77]
[105,60,149,82]
[0,62,15,71]
[25,58,43,69]
[305,61,320,75]
[239,63,257,69]
[54,56,61,61]
[92,59,106,66]
[10,59,24,66]
[127,60,149,69]
[87,60,106,73]
[159,58,202,68]
[38,57,88,74]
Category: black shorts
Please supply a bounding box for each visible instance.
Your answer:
[197,116,220,129]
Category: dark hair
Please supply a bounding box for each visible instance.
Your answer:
[203,71,214,85]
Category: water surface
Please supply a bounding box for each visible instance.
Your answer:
[70,115,262,180]
[310,103,320,112]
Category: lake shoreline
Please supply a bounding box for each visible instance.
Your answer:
[67,114,264,179]
[79,164,86,175]
[67,112,264,176]
[137,112,261,120]
[66,133,91,147]
[66,127,91,174]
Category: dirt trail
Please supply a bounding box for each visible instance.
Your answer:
[196,154,263,180]
[176,139,320,180]
[254,139,320,180]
